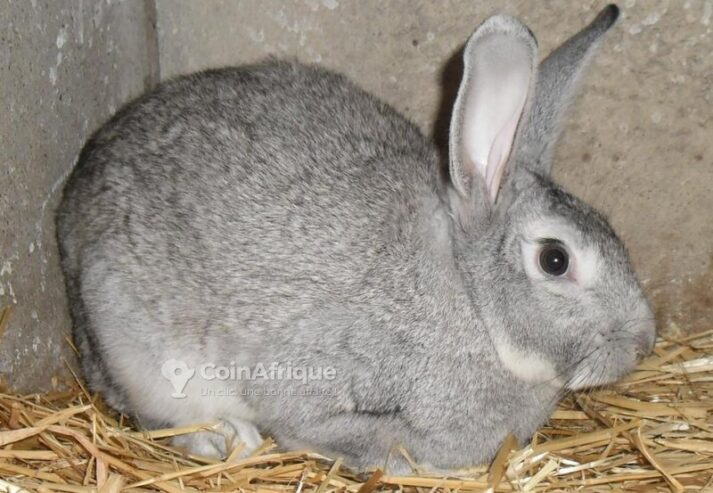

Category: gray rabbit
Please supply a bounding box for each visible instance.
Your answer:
[56,4,655,472]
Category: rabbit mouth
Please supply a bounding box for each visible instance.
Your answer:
[564,313,655,391]
[565,345,637,391]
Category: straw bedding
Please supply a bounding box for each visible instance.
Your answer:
[0,318,711,492]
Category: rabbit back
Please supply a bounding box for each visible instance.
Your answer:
[56,61,451,429]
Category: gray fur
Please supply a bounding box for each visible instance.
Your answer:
[56,5,654,472]
[516,4,620,175]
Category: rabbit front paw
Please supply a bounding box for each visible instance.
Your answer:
[173,418,263,459]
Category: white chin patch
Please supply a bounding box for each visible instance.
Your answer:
[494,335,563,387]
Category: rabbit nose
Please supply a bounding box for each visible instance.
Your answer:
[633,320,656,362]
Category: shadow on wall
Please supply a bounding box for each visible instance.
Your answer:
[432,45,465,169]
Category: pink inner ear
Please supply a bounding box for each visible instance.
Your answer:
[485,111,521,203]
[485,78,529,203]
[454,24,536,202]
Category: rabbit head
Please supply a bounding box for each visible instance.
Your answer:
[447,5,656,390]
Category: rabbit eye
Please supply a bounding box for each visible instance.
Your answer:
[538,243,569,277]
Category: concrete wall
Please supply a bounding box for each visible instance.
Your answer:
[156,0,713,334]
[1,1,710,390]
[0,0,158,391]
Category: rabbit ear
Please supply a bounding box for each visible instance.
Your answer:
[449,15,537,204]
[516,5,620,176]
